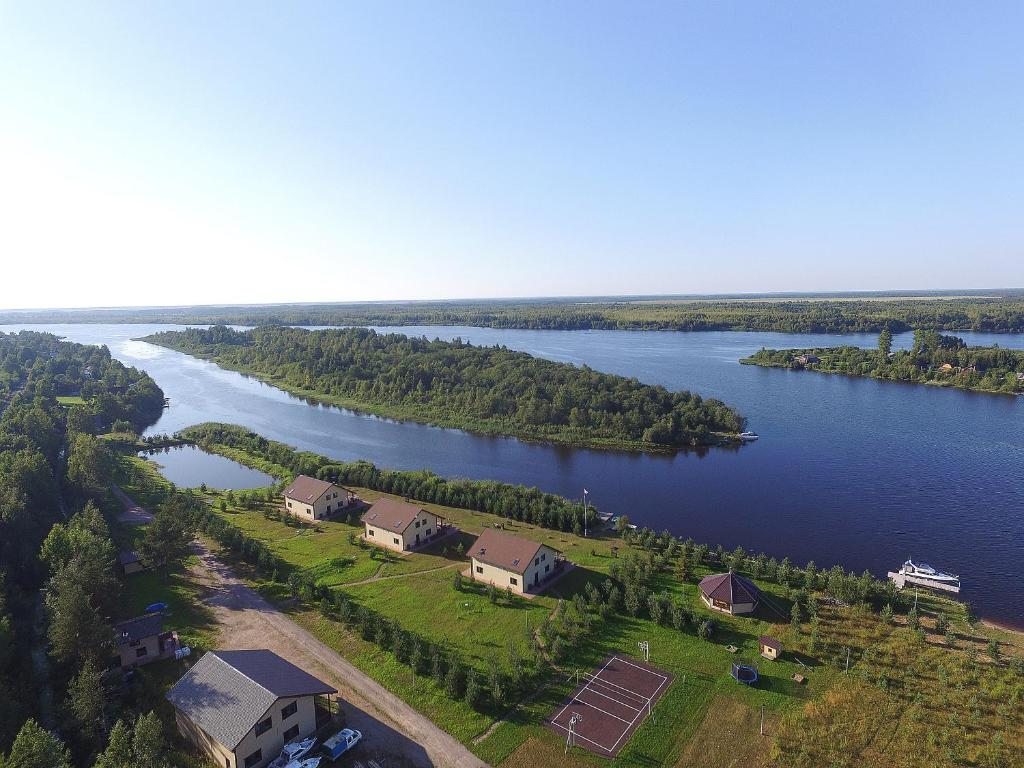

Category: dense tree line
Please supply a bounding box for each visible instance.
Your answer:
[744,330,1024,394]
[8,291,1024,333]
[180,422,599,532]
[148,326,746,448]
[0,333,170,765]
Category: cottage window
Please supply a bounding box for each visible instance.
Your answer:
[414,520,420,528]
[368,529,374,537]
[510,577,518,586]
[393,538,400,545]
[541,553,546,561]
[534,558,539,566]
[281,701,298,720]
[425,529,432,536]
[545,564,550,573]
[135,646,148,658]
[255,716,272,737]
[475,565,483,574]
[244,749,263,768]
[283,724,300,742]
[287,501,292,508]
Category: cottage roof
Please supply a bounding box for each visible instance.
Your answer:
[166,650,336,750]
[471,528,555,575]
[698,572,762,606]
[283,475,335,503]
[114,613,163,646]
[759,635,782,651]
[361,497,430,534]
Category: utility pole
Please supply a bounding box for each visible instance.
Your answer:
[845,646,851,673]
[760,705,764,736]
[582,488,589,537]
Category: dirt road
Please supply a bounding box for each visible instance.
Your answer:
[189,542,489,768]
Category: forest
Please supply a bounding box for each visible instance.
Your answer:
[7,291,1024,333]
[144,326,747,449]
[0,332,185,766]
[742,329,1024,394]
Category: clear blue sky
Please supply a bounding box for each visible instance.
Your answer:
[1,1,1021,308]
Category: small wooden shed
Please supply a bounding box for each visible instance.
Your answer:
[759,635,782,660]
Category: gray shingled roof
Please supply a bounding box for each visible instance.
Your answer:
[114,613,163,646]
[166,650,336,749]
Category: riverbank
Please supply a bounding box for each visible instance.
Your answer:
[141,325,748,452]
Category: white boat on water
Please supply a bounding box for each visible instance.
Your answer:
[899,559,960,588]
[739,431,759,441]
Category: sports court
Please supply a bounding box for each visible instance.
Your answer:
[546,654,673,757]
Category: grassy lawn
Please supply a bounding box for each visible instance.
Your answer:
[56,394,86,405]
[137,450,1023,768]
[203,488,828,767]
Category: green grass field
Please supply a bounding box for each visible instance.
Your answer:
[56,394,86,405]
[135,453,1024,768]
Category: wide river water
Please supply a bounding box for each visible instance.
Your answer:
[3,323,1022,627]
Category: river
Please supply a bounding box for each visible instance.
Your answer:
[3,323,1021,627]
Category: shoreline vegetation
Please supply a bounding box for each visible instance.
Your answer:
[142,325,747,451]
[741,329,1024,395]
[5,290,1024,333]
[145,425,1022,767]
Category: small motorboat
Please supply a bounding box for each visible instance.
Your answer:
[269,737,317,768]
[899,559,960,588]
[739,431,759,441]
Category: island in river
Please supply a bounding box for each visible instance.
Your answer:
[141,325,748,451]
[742,330,1024,395]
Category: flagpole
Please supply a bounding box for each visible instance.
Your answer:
[583,489,588,537]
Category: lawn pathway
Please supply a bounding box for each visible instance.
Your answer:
[345,560,461,587]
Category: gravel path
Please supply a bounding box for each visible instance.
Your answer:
[189,541,488,768]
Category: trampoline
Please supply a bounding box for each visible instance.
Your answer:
[731,663,759,685]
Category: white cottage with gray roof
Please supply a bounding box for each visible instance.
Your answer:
[166,649,338,768]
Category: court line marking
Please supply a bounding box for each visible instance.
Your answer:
[569,693,634,724]
[548,721,613,753]
[576,683,644,712]
[552,656,618,724]
[580,675,651,706]
[608,672,669,753]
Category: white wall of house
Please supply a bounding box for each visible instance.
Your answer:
[176,695,318,768]
[470,545,558,594]
[364,510,439,552]
[232,695,318,768]
[701,594,755,615]
[284,486,348,521]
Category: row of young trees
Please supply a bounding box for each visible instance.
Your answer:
[147,326,747,448]
[181,422,599,532]
[0,332,176,767]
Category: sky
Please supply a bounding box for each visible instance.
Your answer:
[1,1,1022,309]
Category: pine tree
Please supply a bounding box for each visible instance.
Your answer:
[131,712,167,768]
[3,719,72,768]
[67,659,107,744]
[93,719,132,768]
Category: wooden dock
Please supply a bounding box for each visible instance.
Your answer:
[887,571,960,594]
